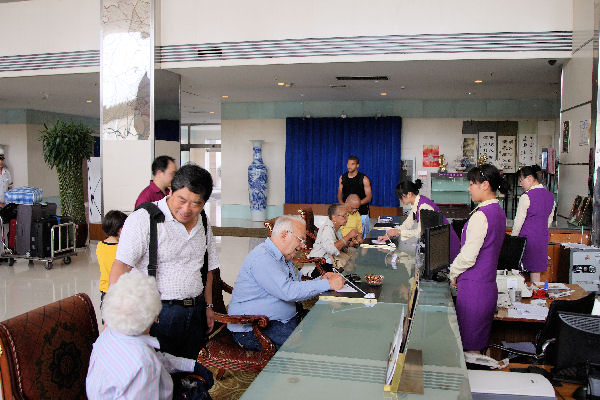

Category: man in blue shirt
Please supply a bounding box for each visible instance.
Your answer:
[228,216,344,350]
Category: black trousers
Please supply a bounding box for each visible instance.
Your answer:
[150,301,207,359]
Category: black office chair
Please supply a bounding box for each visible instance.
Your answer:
[489,292,596,364]
[497,234,527,270]
[451,218,467,239]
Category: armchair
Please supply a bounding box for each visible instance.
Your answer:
[0,293,99,399]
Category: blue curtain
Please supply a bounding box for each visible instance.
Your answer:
[285,116,402,207]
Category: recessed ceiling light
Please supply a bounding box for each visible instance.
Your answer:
[209,111,215,114]
[277,82,285,86]
[474,80,483,84]
[400,86,406,90]
[86,100,93,103]
[380,92,388,96]
[467,92,474,95]
[221,95,229,99]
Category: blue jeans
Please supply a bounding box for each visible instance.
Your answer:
[232,318,298,351]
[150,302,207,359]
[361,214,370,239]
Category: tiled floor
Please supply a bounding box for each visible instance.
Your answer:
[0,236,264,326]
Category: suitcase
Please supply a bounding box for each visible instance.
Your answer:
[8,219,16,250]
[15,203,57,255]
[30,217,58,258]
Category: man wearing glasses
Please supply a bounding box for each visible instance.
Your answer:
[339,194,363,246]
[228,215,344,350]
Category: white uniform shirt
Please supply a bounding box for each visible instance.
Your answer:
[0,168,12,203]
[510,184,555,236]
[399,195,435,239]
[116,197,220,300]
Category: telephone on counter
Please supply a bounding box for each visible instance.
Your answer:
[496,270,532,298]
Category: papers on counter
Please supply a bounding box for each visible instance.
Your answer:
[507,302,549,321]
[335,284,358,293]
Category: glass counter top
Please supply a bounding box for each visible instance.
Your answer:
[240,237,470,400]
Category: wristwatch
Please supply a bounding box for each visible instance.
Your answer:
[206,303,214,309]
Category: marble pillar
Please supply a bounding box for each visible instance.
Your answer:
[100,0,180,213]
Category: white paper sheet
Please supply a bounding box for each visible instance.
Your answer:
[508,302,549,320]
[336,284,358,293]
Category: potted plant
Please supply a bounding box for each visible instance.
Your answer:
[40,119,95,248]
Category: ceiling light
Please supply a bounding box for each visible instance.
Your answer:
[467,92,474,95]
[221,95,229,99]
[277,82,285,86]
[474,80,483,84]
[400,86,406,90]
[380,92,388,96]
[86,100,93,103]
[209,111,215,114]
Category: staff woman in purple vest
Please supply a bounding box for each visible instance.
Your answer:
[378,179,461,262]
[510,165,556,283]
[449,164,507,352]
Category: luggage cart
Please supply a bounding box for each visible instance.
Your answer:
[0,216,77,269]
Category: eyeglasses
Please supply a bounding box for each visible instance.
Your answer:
[287,230,306,246]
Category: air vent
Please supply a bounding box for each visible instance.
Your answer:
[329,84,347,89]
[336,76,389,81]
[197,47,223,59]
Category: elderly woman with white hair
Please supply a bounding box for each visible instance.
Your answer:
[86,269,213,399]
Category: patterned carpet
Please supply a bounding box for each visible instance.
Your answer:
[208,368,259,400]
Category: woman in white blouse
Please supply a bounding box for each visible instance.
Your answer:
[510,165,555,283]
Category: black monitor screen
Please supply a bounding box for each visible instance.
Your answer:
[423,224,450,280]
[497,234,527,270]
[555,312,600,384]
[420,209,444,231]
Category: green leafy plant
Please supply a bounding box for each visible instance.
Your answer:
[40,120,95,224]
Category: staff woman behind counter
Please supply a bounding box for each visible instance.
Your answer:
[377,179,460,262]
[510,165,555,283]
[449,164,507,353]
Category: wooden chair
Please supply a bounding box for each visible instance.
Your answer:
[199,271,276,380]
[297,208,318,250]
[199,257,327,380]
[0,293,99,399]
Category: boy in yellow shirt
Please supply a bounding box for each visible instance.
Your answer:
[97,210,127,305]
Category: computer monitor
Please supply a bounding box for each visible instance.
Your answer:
[422,224,450,280]
[554,311,600,384]
[420,209,444,231]
[497,234,527,271]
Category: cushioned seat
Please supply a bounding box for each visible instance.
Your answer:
[0,293,99,400]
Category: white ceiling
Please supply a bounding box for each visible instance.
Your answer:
[0,58,564,125]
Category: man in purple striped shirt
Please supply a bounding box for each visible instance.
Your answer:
[86,269,213,399]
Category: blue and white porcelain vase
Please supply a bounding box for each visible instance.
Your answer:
[248,140,268,221]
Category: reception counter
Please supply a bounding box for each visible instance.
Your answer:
[240,235,471,400]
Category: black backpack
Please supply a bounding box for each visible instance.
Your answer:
[135,202,209,286]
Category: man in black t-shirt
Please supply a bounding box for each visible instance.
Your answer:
[337,155,372,237]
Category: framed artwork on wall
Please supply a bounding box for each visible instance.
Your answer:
[498,135,516,173]
[478,132,497,163]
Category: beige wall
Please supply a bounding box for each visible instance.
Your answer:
[221,119,285,207]
[0,124,28,189]
[221,117,556,208]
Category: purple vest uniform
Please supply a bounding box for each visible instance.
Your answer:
[456,201,506,351]
[415,195,461,263]
[517,187,554,273]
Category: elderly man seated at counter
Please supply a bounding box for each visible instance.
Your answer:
[340,194,364,245]
[307,203,360,272]
[228,215,344,350]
